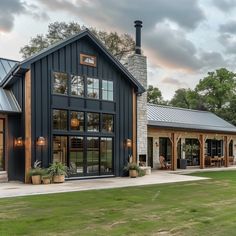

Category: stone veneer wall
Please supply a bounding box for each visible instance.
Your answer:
[127,53,148,164]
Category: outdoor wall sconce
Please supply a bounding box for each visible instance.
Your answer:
[155,142,159,147]
[125,139,132,148]
[71,118,80,128]
[15,137,23,147]
[37,136,46,146]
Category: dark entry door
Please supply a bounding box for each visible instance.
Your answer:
[148,137,153,168]
[0,119,5,171]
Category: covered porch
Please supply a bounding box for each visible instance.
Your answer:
[147,104,236,171]
[148,128,236,171]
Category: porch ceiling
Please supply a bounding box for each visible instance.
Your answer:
[0,88,21,113]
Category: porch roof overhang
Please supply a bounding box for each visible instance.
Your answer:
[0,88,21,113]
[147,104,236,135]
[148,121,236,135]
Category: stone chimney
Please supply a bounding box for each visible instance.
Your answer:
[127,20,148,165]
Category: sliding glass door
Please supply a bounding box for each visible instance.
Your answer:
[52,135,113,177]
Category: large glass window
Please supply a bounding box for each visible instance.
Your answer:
[102,114,113,133]
[71,75,84,96]
[100,138,113,173]
[70,137,84,175]
[87,77,99,99]
[102,80,113,101]
[53,136,67,164]
[87,113,99,132]
[206,139,223,157]
[53,72,68,95]
[70,111,84,131]
[87,137,99,174]
[185,139,200,166]
[53,110,67,130]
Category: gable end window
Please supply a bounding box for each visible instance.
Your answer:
[71,75,84,97]
[52,72,68,95]
[87,77,99,99]
[102,80,113,101]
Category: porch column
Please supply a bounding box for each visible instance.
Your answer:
[171,133,177,171]
[224,136,229,167]
[199,134,205,169]
[25,70,32,183]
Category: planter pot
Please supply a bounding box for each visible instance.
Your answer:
[42,178,51,184]
[53,175,65,183]
[129,170,138,178]
[31,175,41,185]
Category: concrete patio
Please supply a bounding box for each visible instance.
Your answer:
[1,167,235,199]
[0,170,210,199]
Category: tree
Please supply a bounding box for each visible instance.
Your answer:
[196,68,236,112]
[20,21,135,62]
[169,88,205,110]
[147,85,166,105]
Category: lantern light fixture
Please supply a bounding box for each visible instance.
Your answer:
[15,137,23,147]
[71,118,80,128]
[125,139,132,148]
[37,136,46,146]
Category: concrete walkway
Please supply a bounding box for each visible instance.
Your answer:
[0,171,209,199]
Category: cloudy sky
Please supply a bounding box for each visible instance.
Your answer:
[0,0,236,99]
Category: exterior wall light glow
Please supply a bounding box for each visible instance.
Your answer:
[37,136,46,146]
[125,139,132,148]
[15,137,23,147]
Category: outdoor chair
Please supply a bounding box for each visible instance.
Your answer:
[159,156,171,170]
[229,156,234,165]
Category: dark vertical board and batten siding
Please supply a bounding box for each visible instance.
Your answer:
[7,77,25,181]
[29,36,135,176]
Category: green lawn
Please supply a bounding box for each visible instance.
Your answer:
[1,171,236,236]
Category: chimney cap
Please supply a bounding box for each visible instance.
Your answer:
[134,20,143,27]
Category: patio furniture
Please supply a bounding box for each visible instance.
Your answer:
[177,159,187,169]
[159,156,171,170]
[205,156,215,167]
[229,156,234,165]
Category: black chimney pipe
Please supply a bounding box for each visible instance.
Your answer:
[134,20,142,54]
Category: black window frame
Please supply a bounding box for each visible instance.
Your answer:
[52,109,68,131]
[102,79,114,101]
[52,71,69,95]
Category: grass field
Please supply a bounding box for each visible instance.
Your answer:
[1,171,236,235]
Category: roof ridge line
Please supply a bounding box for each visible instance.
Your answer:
[147,103,210,113]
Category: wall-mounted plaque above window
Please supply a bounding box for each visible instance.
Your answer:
[80,53,97,67]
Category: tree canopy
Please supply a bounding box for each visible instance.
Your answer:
[196,68,236,112]
[20,21,135,62]
[147,85,167,105]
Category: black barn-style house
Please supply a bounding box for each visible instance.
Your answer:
[0,23,145,182]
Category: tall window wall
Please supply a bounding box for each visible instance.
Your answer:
[52,72,114,101]
[51,71,115,177]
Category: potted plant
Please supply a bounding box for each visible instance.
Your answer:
[29,160,42,185]
[124,162,140,178]
[41,169,51,184]
[48,162,68,183]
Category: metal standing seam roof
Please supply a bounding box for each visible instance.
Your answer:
[147,103,236,133]
[0,88,21,113]
[0,58,18,84]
